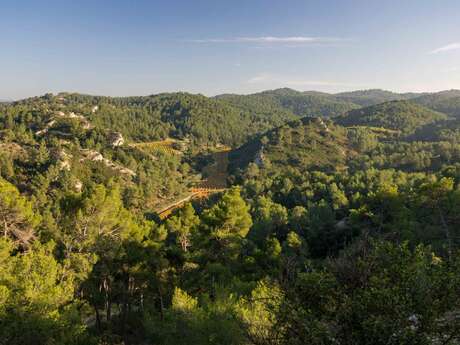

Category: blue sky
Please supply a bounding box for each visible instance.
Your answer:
[1,0,460,99]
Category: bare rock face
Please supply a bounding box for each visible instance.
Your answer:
[315,117,330,133]
[36,111,93,136]
[335,218,349,230]
[74,180,83,192]
[80,149,136,177]
[36,119,57,136]
[54,149,72,171]
[109,132,124,147]
[81,150,104,162]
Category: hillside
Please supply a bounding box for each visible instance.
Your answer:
[230,117,350,174]
[0,93,240,212]
[0,90,303,213]
[411,118,460,142]
[217,88,359,118]
[31,92,291,148]
[213,93,298,125]
[336,100,448,134]
[412,90,460,119]
[334,89,423,107]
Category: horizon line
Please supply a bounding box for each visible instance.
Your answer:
[6,87,460,102]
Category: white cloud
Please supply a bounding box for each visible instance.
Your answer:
[429,42,460,54]
[189,36,346,45]
[246,73,359,88]
[247,73,272,83]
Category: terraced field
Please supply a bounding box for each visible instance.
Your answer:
[129,139,184,155]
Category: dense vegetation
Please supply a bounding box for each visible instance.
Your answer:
[217,88,359,118]
[412,90,460,119]
[336,100,448,135]
[412,119,460,143]
[334,89,423,107]
[1,89,460,345]
[28,92,290,147]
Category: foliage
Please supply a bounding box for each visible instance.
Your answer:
[337,100,448,135]
[218,88,359,118]
[335,89,422,107]
[1,89,460,344]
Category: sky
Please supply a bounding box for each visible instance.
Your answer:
[1,0,460,99]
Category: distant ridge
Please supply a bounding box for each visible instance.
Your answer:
[216,87,358,118]
[411,89,460,118]
[336,100,448,134]
[334,89,424,107]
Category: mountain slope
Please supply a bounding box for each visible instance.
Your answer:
[217,88,359,118]
[336,100,448,134]
[334,89,423,107]
[411,90,460,119]
[13,92,292,148]
[213,93,298,125]
[230,117,350,173]
[411,119,460,142]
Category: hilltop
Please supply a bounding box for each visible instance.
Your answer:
[411,89,460,119]
[217,87,359,118]
[334,89,423,107]
[230,117,350,174]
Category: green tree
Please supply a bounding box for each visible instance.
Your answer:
[201,187,252,261]
[0,178,40,247]
[166,203,199,252]
[237,280,284,345]
[0,239,90,345]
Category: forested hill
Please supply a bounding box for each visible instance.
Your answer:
[9,92,295,148]
[217,87,359,118]
[230,117,350,174]
[411,89,460,118]
[334,89,423,106]
[336,100,448,134]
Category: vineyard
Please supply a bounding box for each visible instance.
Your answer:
[129,139,184,155]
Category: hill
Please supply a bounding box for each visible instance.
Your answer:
[10,92,292,148]
[411,119,460,142]
[230,117,350,173]
[74,92,288,146]
[336,100,448,134]
[213,92,298,125]
[334,89,423,107]
[411,90,460,119]
[217,88,359,118]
